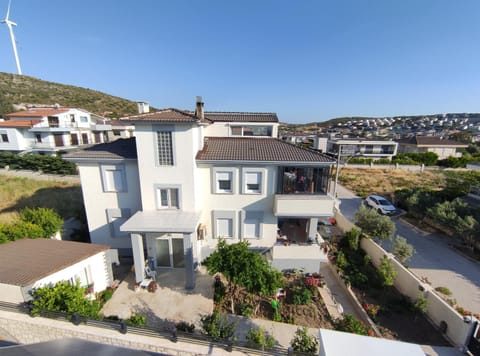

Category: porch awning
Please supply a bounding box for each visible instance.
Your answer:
[120,210,201,233]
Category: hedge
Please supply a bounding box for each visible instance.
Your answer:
[0,152,77,175]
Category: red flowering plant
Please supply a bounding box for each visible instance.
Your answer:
[364,303,380,320]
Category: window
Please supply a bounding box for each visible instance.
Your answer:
[216,171,233,193]
[106,208,131,237]
[157,131,174,165]
[230,125,272,137]
[231,126,242,136]
[69,267,91,287]
[242,211,263,239]
[217,218,233,238]
[155,187,179,209]
[70,114,75,122]
[101,165,127,192]
[0,132,8,143]
[80,116,89,123]
[35,134,42,143]
[212,210,236,239]
[243,171,263,194]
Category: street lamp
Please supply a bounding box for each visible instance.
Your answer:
[333,144,360,199]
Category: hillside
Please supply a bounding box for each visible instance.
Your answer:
[0,73,141,118]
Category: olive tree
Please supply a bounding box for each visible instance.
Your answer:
[392,236,415,264]
[354,204,395,241]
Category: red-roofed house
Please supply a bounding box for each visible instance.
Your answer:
[65,98,336,289]
[0,108,111,154]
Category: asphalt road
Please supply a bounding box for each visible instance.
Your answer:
[336,184,480,313]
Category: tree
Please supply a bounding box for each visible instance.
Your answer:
[354,204,395,241]
[345,227,361,251]
[290,327,318,354]
[377,256,397,287]
[20,207,64,237]
[392,236,415,264]
[203,239,283,313]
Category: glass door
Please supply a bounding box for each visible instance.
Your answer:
[172,238,185,267]
[155,237,185,268]
[155,239,170,267]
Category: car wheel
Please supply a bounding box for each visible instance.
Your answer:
[377,208,383,215]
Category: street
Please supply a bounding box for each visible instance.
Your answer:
[336,184,480,313]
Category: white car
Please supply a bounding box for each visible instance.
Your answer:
[365,195,397,215]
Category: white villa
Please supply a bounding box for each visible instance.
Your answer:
[0,107,111,154]
[66,98,336,289]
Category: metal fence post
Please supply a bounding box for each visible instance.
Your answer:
[119,320,127,334]
[72,312,81,326]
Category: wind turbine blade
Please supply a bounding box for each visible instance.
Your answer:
[6,22,22,75]
[5,0,12,21]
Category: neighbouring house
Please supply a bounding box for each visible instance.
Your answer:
[65,97,336,289]
[397,136,468,160]
[0,239,114,303]
[327,139,398,160]
[0,107,112,155]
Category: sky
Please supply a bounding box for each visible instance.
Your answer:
[0,0,479,123]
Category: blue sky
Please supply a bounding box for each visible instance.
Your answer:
[0,1,479,123]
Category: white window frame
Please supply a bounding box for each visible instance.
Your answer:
[212,210,237,239]
[242,168,265,194]
[100,164,127,192]
[212,167,236,194]
[241,211,263,239]
[0,130,9,143]
[106,208,131,238]
[154,185,181,210]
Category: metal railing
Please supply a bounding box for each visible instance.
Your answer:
[0,301,314,355]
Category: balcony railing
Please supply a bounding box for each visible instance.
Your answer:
[274,194,334,217]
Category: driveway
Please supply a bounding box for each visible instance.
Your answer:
[337,184,480,313]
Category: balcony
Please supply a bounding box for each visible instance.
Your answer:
[274,194,334,217]
[30,122,79,133]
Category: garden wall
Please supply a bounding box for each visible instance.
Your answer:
[360,237,474,347]
[0,168,80,183]
[0,309,227,355]
[333,209,355,233]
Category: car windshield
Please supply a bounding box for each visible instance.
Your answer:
[379,199,392,206]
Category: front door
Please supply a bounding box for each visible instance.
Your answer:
[53,134,64,147]
[155,237,184,268]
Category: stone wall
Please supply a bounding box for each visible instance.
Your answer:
[0,310,236,355]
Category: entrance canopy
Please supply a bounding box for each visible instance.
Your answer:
[121,210,201,234]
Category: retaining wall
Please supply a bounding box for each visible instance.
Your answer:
[0,309,234,355]
[360,237,474,347]
[0,168,80,183]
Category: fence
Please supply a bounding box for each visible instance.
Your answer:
[359,238,476,348]
[0,301,313,356]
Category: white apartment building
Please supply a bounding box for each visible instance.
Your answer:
[0,108,111,154]
[66,98,336,288]
[327,139,398,160]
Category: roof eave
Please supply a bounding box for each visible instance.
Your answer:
[64,157,137,164]
[196,159,335,166]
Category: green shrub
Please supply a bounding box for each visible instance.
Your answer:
[98,289,113,303]
[414,292,428,314]
[434,286,452,296]
[290,327,318,354]
[200,310,237,340]
[292,286,312,305]
[345,228,361,251]
[237,302,254,317]
[246,327,275,350]
[176,321,195,333]
[20,207,63,237]
[0,221,45,241]
[31,280,101,318]
[377,256,397,287]
[126,313,146,326]
[0,152,77,175]
[213,278,226,304]
[334,314,369,335]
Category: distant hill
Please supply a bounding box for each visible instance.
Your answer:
[0,73,142,118]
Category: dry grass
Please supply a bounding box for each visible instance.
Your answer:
[338,168,447,199]
[0,175,84,222]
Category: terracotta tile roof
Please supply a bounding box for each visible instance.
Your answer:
[204,112,278,123]
[120,109,278,123]
[0,119,42,128]
[398,136,468,147]
[119,109,202,123]
[6,109,69,118]
[64,138,137,161]
[196,137,335,163]
[0,239,109,286]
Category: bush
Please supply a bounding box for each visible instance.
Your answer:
[377,256,397,287]
[345,228,361,251]
[0,152,77,175]
[237,302,254,317]
[434,286,452,296]
[246,327,275,350]
[334,314,369,335]
[0,221,45,241]
[126,313,146,326]
[290,327,318,354]
[31,280,101,318]
[292,286,312,305]
[392,236,415,264]
[213,277,226,304]
[354,204,395,241]
[20,207,63,237]
[414,292,428,314]
[200,310,237,340]
[98,289,113,303]
[176,321,195,333]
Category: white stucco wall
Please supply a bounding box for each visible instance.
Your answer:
[135,124,201,212]
[32,251,112,295]
[0,128,34,151]
[77,160,142,252]
[196,164,278,252]
[203,122,279,138]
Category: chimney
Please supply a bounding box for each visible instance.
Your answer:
[195,96,204,121]
[137,101,150,114]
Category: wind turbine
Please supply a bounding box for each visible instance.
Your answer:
[1,0,22,75]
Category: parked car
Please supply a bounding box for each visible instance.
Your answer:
[365,195,397,215]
